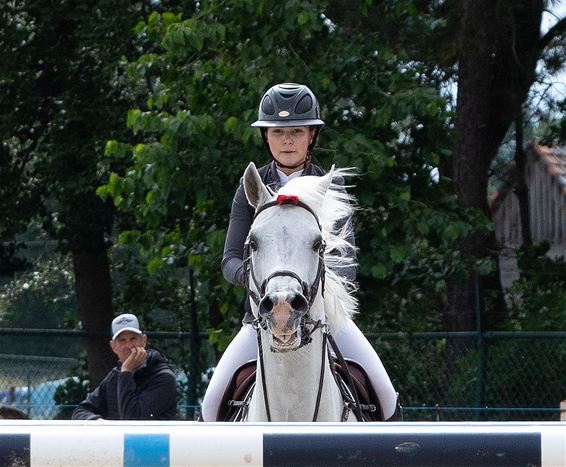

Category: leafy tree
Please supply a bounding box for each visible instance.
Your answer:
[0,255,77,329]
[99,0,481,354]
[435,0,566,331]
[507,243,566,330]
[0,0,159,384]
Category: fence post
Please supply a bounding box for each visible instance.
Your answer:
[188,269,200,419]
[475,273,486,420]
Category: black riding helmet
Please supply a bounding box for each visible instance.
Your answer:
[252,83,325,169]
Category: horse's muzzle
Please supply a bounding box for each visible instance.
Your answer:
[258,290,309,318]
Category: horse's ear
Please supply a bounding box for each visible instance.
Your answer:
[243,162,272,209]
[318,165,335,193]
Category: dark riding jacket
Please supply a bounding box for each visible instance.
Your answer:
[221,161,356,323]
[71,349,177,420]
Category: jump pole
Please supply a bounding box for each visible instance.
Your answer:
[0,420,564,466]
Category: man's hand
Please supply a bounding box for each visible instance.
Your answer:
[121,346,147,373]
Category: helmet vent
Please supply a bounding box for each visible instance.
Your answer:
[280,91,297,99]
[295,95,313,114]
[261,96,276,115]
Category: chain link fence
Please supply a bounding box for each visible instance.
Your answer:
[369,332,566,421]
[0,329,563,420]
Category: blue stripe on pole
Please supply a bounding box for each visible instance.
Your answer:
[264,432,541,466]
[124,433,169,467]
[0,433,30,467]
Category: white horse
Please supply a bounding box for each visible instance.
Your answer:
[237,162,373,422]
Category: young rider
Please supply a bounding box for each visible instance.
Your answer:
[201,83,398,421]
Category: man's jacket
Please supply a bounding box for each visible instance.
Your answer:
[72,349,177,420]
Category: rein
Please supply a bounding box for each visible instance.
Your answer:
[253,319,327,422]
[245,194,329,421]
[252,322,366,422]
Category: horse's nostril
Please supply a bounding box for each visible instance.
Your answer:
[290,295,308,314]
[259,296,274,316]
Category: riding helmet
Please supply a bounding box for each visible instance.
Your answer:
[251,83,325,128]
[252,83,324,166]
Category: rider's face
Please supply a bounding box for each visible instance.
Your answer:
[266,126,315,175]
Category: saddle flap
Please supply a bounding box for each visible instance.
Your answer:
[333,358,384,421]
[217,360,257,422]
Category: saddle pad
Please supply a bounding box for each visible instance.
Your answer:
[217,358,385,421]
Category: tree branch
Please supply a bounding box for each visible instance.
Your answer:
[540,16,566,50]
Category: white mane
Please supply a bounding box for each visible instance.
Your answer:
[277,167,359,334]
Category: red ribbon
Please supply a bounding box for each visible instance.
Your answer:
[277,194,300,205]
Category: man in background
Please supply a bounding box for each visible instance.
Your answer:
[72,313,177,420]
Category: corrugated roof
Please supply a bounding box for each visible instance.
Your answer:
[490,142,566,214]
[534,144,566,191]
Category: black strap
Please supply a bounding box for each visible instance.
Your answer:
[326,333,364,421]
[311,330,327,421]
[256,330,272,421]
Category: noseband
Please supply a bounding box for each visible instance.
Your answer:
[243,194,326,344]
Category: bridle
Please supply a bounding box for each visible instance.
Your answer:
[240,193,366,422]
[243,194,329,421]
[243,194,327,344]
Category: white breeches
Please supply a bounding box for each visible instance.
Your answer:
[200,321,398,421]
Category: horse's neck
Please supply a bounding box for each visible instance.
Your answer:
[248,328,345,422]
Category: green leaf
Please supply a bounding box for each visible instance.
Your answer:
[297,11,310,25]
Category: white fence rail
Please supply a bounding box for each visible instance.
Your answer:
[0,421,564,466]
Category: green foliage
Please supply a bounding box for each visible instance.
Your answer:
[111,245,193,332]
[506,243,566,330]
[99,0,484,338]
[0,0,151,255]
[537,98,566,146]
[441,337,566,421]
[0,255,78,329]
[53,356,90,420]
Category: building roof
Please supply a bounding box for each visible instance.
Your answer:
[533,144,566,192]
[490,142,566,214]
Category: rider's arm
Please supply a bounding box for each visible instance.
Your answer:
[221,181,254,287]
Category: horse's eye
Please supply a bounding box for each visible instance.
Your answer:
[312,238,323,251]
[249,239,258,251]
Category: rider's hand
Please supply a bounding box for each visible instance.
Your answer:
[121,346,147,373]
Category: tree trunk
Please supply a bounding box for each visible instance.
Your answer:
[446,0,543,332]
[72,251,115,386]
[514,116,533,246]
